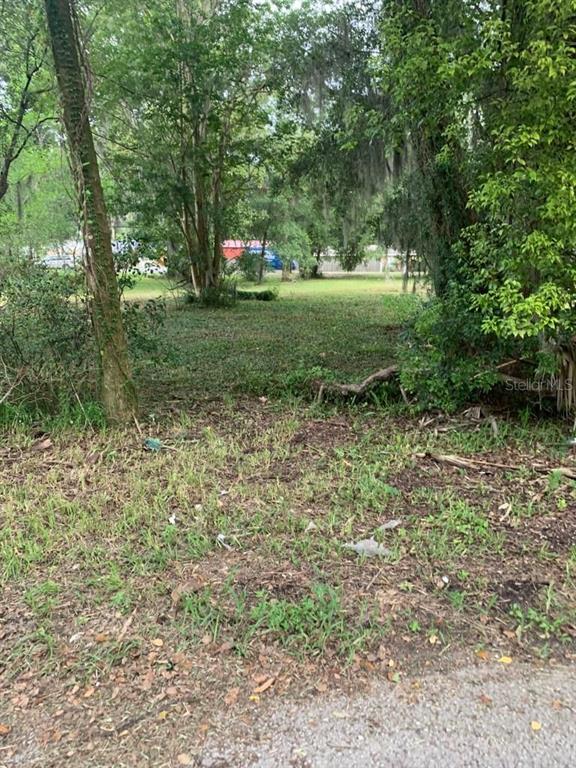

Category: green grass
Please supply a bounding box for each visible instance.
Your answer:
[123,272,414,302]
[123,275,179,301]
[405,493,504,563]
[1,275,574,684]
[1,406,574,674]
[135,276,420,403]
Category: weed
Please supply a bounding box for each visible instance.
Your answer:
[447,590,467,611]
[181,587,227,642]
[548,470,565,493]
[24,580,60,618]
[406,493,502,563]
[250,584,368,657]
[510,604,567,640]
[509,582,575,640]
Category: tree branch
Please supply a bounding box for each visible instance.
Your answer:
[313,366,399,402]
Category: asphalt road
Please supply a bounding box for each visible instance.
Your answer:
[198,664,576,767]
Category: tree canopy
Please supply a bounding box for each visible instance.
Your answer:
[1,0,575,416]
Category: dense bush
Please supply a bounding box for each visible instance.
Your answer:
[398,289,531,412]
[183,278,278,307]
[379,0,576,412]
[0,262,94,413]
[236,288,277,302]
[0,261,168,421]
[122,297,171,361]
[184,282,238,308]
[236,248,271,283]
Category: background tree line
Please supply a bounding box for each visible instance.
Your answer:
[1,0,574,420]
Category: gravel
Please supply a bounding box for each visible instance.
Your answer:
[197,663,576,767]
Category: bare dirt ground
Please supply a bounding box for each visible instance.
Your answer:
[2,655,575,767]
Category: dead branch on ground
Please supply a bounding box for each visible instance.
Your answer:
[313,365,399,403]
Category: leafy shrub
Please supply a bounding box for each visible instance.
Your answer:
[236,289,277,302]
[236,248,271,283]
[398,288,530,412]
[0,261,170,422]
[122,298,171,361]
[183,277,278,306]
[111,238,139,293]
[0,262,94,412]
[183,283,237,308]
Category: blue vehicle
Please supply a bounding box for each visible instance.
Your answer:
[246,245,297,271]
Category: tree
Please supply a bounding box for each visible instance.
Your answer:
[237,118,323,280]
[0,0,51,204]
[271,1,389,272]
[465,0,576,409]
[375,0,479,296]
[92,0,274,298]
[43,0,137,423]
[0,143,77,261]
[371,0,576,410]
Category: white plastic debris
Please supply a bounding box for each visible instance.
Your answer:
[342,537,392,557]
[378,519,403,531]
[216,533,232,550]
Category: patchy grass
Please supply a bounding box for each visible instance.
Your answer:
[1,410,574,666]
[0,278,575,766]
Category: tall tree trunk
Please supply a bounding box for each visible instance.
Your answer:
[402,245,410,292]
[310,247,322,278]
[193,157,212,292]
[15,180,23,222]
[44,0,137,424]
[180,199,200,296]
[258,233,267,284]
[175,0,222,297]
[208,129,227,290]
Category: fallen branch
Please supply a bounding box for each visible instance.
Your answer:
[548,466,576,480]
[313,365,399,402]
[415,451,576,479]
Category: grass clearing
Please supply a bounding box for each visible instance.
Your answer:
[135,276,420,406]
[123,272,414,303]
[1,277,575,765]
[2,405,574,666]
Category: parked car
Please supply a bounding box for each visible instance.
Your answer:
[245,245,297,271]
[41,254,77,269]
[221,240,297,270]
[40,239,84,269]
